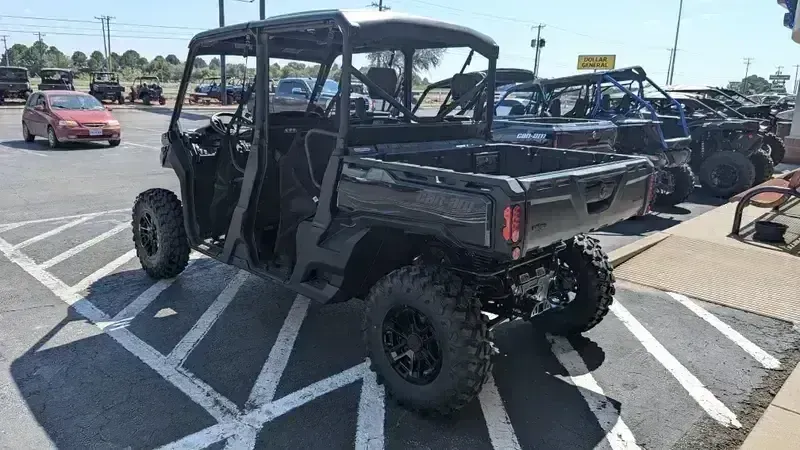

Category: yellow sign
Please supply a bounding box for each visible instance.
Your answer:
[577,55,616,70]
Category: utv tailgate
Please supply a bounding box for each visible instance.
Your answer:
[516,157,652,251]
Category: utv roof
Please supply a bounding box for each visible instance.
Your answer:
[665,85,725,92]
[534,66,650,90]
[189,9,499,62]
[41,68,72,72]
[426,68,534,91]
[0,66,28,71]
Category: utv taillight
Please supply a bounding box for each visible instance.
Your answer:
[502,205,523,243]
[640,174,657,216]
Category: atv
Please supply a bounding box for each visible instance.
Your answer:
[0,66,32,105]
[129,76,166,105]
[666,85,789,165]
[37,68,74,91]
[89,72,125,104]
[663,93,770,196]
[132,9,656,416]
[487,67,696,207]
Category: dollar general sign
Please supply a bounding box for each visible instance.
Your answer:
[577,55,616,70]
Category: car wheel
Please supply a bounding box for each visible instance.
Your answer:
[47,126,60,149]
[159,97,166,106]
[699,151,756,198]
[22,122,35,142]
[132,188,190,279]
[364,265,493,415]
[108,139,121,147]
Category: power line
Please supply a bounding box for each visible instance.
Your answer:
[0,22,191,36]
[0,28,191,40]
[0,15,205,30]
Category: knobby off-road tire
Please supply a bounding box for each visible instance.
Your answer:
[699,151,756,198]
[142,94,151,106]
[762,133,786,165]
[118,95,125,105]
[364,265,494,415]
[132,188,190,279]
[750,149,775,186]
[654,164,695,207]
[530,234,615,336]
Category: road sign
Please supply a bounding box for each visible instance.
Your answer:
[770,74,792,80]
[576,55,616,70]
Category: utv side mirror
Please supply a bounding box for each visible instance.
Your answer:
[291,87,309,98]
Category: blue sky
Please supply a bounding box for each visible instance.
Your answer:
[1,0,798,86]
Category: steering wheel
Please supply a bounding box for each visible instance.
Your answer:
[210,112,253,136]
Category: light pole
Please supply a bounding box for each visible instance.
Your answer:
[667,0,684,85]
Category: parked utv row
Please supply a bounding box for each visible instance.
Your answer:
[127,9,789,419]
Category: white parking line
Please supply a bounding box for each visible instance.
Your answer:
[246,294,310,408]
[0,208,128,231]
[71,249,137,293]
[40,222,129,268]
[478,374,521,450]
[123,141,159,149]
[609,301,742,428]
[11,214,97,250]
[355,369,386,450]
[547,334,641,450]
[666,292,781,370]
[167,270,250,365]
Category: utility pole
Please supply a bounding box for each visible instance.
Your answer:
[260,0,266,20]
[95,16,109,69]
[1,35,9,66]
[742,57,754,93]
[531,24,545,79]
[667,0,684,85]
[371,1,389,10]
[219,0,227,105]
[33,32,45,71]
[793,64,800,94]
[105,16,115,72]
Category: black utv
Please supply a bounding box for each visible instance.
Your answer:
[128,76,166,105]
[89,72,125,104]
[490,67,696,206]
[132,9,656,416]
[38,68,74,91]
[666,85,788,165]
[0,66,32,104]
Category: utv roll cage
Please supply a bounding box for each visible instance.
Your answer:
[412,68,535,115]
[39,68,73,83]
[91,72,119,83]
[167,9,499,283]
[495,66,691,149]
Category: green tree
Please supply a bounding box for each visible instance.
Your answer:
[740,75,771,95]
[366,49,445,78]
[165,54,180,65]
[7,43,30,68]
[71,51,88,69]
[209,57,220,70]
[137,56,149,68]
[88,51,106,72]
[193,57,208,69]
[45,46,70,69]
[119,50,141,69]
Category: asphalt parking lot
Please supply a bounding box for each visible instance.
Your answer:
[0,107,799,450]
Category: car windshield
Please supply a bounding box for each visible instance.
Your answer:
[322,80,338,95]
[49,94,104,110]
[0,69,28,81]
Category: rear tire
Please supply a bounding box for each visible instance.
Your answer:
[132,188,190,279]
[699,151,755,198]
[22,122,35,142]
[750,149,775,186]
[529,234,615,336]
[46,126,60,149]
[364,265,493,415]
[762,133,786,165]
[654,164,695,207]
[142,94,151,106]
[117,95,125,105]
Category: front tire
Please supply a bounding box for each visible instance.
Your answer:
[364,265,493,415]
[46,126,59,149]
[132,188,190,279]
[118,94,125,105]
[654,164,695,207]
[108,139,121,147]
[762,133,786,165]
[699,151,755,198]
[22,122,35,142]
[750,149,775,185]
[529,234,615,335]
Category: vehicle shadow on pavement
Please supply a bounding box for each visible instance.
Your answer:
[9,306,218,449]
[1,140,112,152]
[140,108,212,121]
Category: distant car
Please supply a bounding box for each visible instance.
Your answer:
[21,90,121,148]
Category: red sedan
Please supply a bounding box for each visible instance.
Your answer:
[21,90,121,148]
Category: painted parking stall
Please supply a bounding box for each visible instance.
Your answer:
[0,204,797,449]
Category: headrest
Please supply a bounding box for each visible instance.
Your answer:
[365,67,398,99]
[450,72,483,102]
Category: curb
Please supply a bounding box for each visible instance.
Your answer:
[607,231,670,267]
[740,361,800,449]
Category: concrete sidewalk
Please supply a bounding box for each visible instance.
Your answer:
[608,197,800,449]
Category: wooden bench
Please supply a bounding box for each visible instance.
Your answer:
[730,168,800,236]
